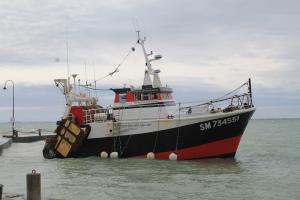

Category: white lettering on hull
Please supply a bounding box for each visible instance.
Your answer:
[199,115,240,131]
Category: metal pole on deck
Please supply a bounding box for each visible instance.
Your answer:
[26,170,41,200]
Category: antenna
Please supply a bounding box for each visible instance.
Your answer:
[71,74,78,91]
[137,30,141,43]
[93,64,98,98]
[78,79,81,93]
[66,41,70,78]
[133,18,140,34]
[65,16,70,79]
[85,61,87,85]
[133,18,142,43]
[84,61,88,94]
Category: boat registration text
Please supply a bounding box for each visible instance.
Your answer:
[199,115,240,131]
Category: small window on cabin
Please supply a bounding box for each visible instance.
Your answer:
[143,93,149,101]
[161,93,169,99]
[151,93,157,100]
[119,94,126,104]
[135,93,142,101]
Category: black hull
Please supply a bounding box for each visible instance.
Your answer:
[69,109,255,160]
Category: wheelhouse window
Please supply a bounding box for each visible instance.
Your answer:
[161,93,171,99]
[151,93,158,100]
[119,94,126,104]
[134,92,157,101]
[143,93,149,100]
[135,93,142,101]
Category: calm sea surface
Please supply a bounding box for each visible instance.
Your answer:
[0,119,299,200]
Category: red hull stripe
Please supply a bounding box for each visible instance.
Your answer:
[132,135,242,160]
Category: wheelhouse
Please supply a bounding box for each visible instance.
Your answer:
[111,86,174,108]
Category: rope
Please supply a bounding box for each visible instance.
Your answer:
[180,81,249,106]
[175,103,181,152]
[153,105,161,152]
[215,81,248,101]
[120,135,132,156]
[79,85,111,91]
[118,136,122,155]
[89,44,136,85]
[112,137,116,152]
[176,81,249,110]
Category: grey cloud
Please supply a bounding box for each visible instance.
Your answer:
[1,0,300,120]
[1,0,300,65]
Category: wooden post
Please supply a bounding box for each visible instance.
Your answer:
[0,184,3,200]
[26,170,41,200]
[38,129,41,136]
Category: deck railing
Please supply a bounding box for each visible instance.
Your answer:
[112,92,253,122]
[83,108,110,124]
[81,92,253,124]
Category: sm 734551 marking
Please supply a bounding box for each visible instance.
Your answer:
[199,115,240,131]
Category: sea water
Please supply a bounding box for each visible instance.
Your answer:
[0,119,299,200]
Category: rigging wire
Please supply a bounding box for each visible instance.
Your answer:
[215,81,248,101]
[120,135,132,156]
[180,81,249,106]
[89,44,137,85]
[175,103,181,152]
[153,105,161,153]
[93,65,98,98]
[79,84,111,91]
[76,44,136,92]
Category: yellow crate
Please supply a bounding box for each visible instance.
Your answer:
[60,128,66,136]
[55,136,62,149]
[64,131,76,144]
[69,123,81,136]
[54,120,85,157]
[64,120,70,128]
[56,139,72,157]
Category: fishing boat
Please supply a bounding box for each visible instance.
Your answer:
[43,31,255,160]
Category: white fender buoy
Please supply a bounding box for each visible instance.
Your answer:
[110,152,119,159]
[147,152,155,159]
[169,152,177,161]
[100,151,108,159]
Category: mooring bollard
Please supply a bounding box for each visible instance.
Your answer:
[26,170,41,200]
[0,184,3,200]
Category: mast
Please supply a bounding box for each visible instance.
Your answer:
[136,30,163,88]
[137,30,153,74]
[248,78,253,107]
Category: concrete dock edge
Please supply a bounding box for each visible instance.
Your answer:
[0,137,12,154]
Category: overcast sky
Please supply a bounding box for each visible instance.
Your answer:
[0,0,300,122]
